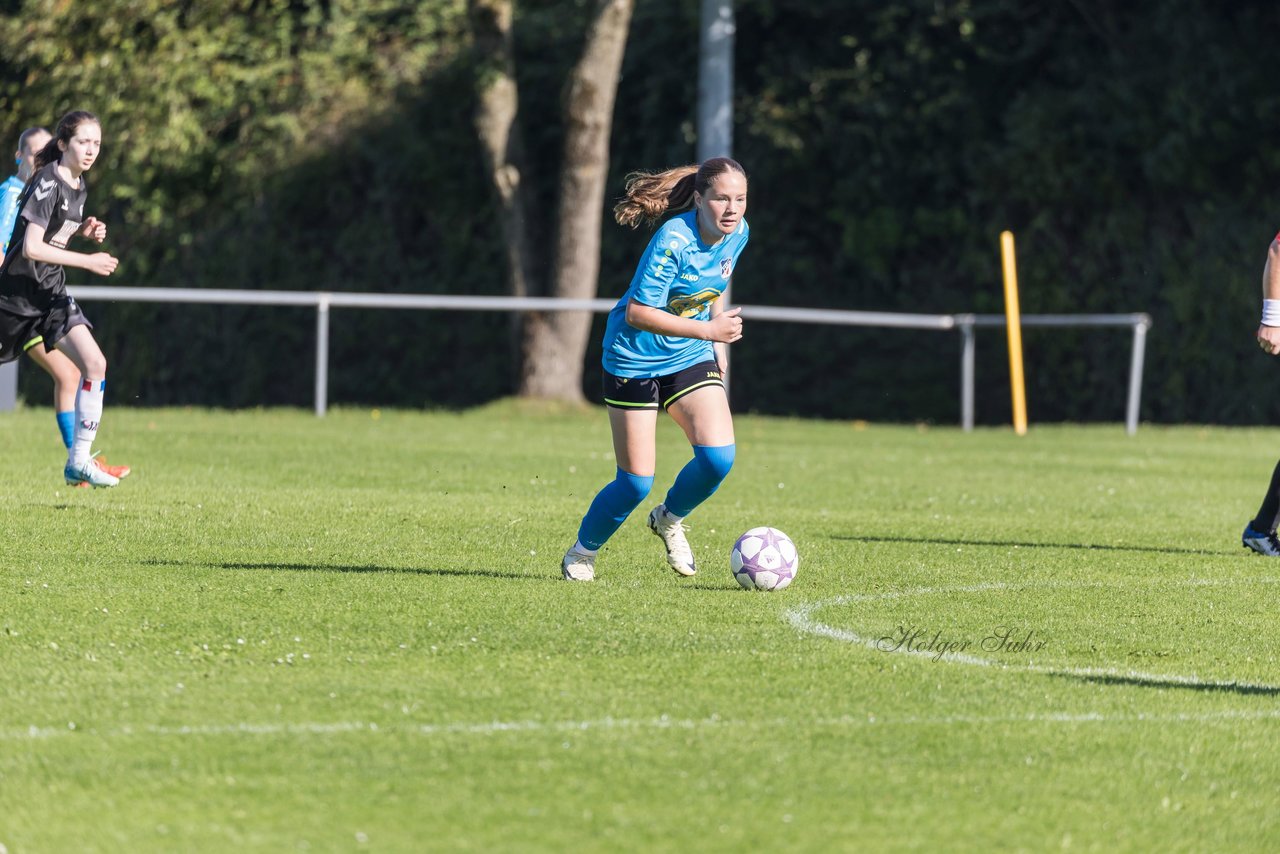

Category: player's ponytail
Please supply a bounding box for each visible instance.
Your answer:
[613,158,747,228]
[33,136,60,170]
[614,165,697,227]
[35,110,100,170]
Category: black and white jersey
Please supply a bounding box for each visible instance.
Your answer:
[0,161,88,315]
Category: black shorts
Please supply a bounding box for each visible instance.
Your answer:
[0,295,92,364]
[603,360,725,411]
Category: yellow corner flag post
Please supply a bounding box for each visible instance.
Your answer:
[1000,230,1028,435]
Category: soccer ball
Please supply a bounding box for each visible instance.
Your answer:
[731,527,798,590]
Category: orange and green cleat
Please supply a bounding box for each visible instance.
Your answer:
[93,453,131,480]
[72,453,132,489]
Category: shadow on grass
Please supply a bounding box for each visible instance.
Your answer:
[143,559,546,582]
[835,534,1226,557]
[28,503,113,512]
[1052,672,1280,696]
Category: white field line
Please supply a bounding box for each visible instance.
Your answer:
[5,707,1280,743]
[7,579,1277,743]
[784,577,1280,692]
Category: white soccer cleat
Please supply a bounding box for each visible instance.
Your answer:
[647,504,696,577]
[561,547,596,581]
[64,460,119,488]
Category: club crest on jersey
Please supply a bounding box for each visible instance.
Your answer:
[720,259,733,279]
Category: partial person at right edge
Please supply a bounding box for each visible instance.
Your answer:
[1242,231,1280,554]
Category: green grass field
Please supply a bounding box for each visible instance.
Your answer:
[2,403,1279,852]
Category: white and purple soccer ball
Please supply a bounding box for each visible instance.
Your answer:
[730,527,798,590]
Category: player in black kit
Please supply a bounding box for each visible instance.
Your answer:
[0,110,124,487]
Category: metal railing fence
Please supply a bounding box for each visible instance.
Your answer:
[0,286,1150,433]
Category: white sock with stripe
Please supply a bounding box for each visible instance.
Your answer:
[71,377,105,468]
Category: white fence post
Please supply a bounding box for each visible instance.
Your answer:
[957,315,975,432]
[1126,317,1151,436]
[315,293,330,418]
[0,361,16,411]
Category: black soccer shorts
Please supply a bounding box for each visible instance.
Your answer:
[0,295,92,364]
[602,359,725,411]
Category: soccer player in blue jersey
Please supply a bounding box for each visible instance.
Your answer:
[561,157,749,581]
[1243,231,1280,554]
[0,129,45,252]
[0,110,125,487]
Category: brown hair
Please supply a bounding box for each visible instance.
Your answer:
[17,126,50,156]
[613,156,747,228]
[34,110,100,170]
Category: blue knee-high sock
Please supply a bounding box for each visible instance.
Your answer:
[664,444,736,518]
[56,410,75,449]
[576,468,654,551]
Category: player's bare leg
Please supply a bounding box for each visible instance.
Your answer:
[562,407,659,581]
[648,385,736,576]
[27,341,130,486]
[53,325,118,488]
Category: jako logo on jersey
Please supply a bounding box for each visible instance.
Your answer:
[667,288,721,318]
[679,272,700,282]
[720,259,733,278]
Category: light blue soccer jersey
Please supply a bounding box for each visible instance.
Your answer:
[601,210,749,378]
[0,174,25,257]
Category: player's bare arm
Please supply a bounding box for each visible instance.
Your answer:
[626,299,742,343]
[23,221,117,276]
[1257,238,1280,354]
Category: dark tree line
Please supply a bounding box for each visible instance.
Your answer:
[0,0,1276,423]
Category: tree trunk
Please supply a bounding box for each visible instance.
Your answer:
[518,0,635,401]
[467,0,536,301]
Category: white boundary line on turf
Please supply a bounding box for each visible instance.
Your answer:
[6,579,1277,744]
[5,707,1280,742]
[783,577,1280,692]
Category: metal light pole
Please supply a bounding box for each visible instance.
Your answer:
[697,0,734,163]
[698,0,736,388]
